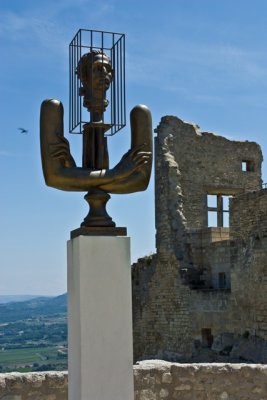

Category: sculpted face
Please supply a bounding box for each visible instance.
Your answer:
[91,53,113,92]
[77,51,113,114]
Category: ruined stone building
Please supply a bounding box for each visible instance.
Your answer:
[132,115,267,363]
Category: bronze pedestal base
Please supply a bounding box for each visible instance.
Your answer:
[82,189,115,227]
[71,226,127,239]
[71,189,127,238]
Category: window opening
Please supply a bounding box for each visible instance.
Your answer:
[201,328,213,348]
[207,194,231,227]
[242,160,254,172]
[208,211,217,227]
[207,194,217,208]
[223,212,229,228]
[218,272,226,289]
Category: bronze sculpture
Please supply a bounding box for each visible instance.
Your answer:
[40,32,152,236]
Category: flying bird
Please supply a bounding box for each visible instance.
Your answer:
[18,128,28,134]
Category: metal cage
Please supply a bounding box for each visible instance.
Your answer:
[69,29,126,136]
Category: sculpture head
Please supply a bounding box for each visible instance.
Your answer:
[77,50,113,115]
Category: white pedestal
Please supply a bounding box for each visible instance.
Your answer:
[67,236,134,400]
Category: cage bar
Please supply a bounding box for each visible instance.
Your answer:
[69,29,126,136]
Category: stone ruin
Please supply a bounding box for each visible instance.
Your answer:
[132,115,267,363]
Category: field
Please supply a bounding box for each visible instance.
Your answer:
[0,311,67,372]
[0,294,68,372]
[0,345,67,372]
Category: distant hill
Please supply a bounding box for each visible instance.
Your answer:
[0,293,67,323]
[0,295,49,304]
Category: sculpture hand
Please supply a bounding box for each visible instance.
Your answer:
[113,146,152,180]
[49,135,76,168]
[99,105,153,194]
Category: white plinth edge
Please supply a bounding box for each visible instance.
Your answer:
[67,235,134,400]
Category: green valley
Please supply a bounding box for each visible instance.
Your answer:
[0,295,67,372]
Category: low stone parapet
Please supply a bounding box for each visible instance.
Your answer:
[0,371,67,400]
[134,360,267,399]
[1,361,267,399]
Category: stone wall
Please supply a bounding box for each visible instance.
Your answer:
[153,115,262,279]
[230,189,267,241]
[154,116,262,241]
[134,360,267,400]
[1,362,267,400]
[132,256,194,362]
[0,371,67,400]
[132,115,267,363]
[229,189,267,343]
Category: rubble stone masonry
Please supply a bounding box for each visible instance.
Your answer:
[1,363,267,400]
[132,115,267,363]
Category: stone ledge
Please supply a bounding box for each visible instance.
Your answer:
[134,361,267,400]
[0,371,68,400]
[1,362,267,399]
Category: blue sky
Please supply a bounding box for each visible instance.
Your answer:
[1,0,267,295]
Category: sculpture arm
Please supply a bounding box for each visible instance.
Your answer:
[40,99,119,191]
[99,104,153,194]
[40,99,151,192]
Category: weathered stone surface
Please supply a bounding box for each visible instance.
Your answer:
[1,396,22,400]
[1,363,267,399]
[132,115,267,363]
[133,361,267,400]
[0,372,67,400]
